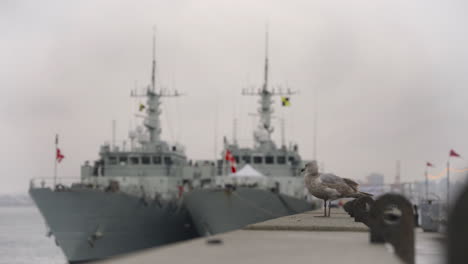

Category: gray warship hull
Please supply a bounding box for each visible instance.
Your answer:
[29,187,198,263]
[183,187,315,235]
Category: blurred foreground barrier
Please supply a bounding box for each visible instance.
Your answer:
[343,199,356,217]
[344,194,415,264]
[369,194,414,264]
[353,196,374,227]
[448,182,468,264]
[343,196,374,227]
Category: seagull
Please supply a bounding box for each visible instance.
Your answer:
[302,161,372,217]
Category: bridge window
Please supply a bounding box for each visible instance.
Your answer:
[152,156,161,164]
[242,156,251,164]
[119,156,127,165]
[288,156,296,164]
[234,156,239,163]
[265,156,274,164]
[142,156,150,165]
[108,156,117,165]
[164,156,173,165]
[130,157,140,165]
[253,156,263,164]
[277,156,286,164]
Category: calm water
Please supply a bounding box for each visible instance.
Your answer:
[0,206,66,264]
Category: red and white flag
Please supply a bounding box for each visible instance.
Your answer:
[225,149,233,162]
[55,134,65,163]
[56,148,65,163]
[225,150,237,173]
[449,149,461,158]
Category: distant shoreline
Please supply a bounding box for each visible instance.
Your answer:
[0,194,34,207]
[0,204,34,207]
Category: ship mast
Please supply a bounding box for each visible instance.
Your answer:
[146,26,162,143]
[243,27,295,150]
[263,28,269,92]
[258,27,274,147]
[132,27,179,147]
[151,27,156,92]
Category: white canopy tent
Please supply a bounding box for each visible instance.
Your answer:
[216,164,269,188]
[229,165,266,178]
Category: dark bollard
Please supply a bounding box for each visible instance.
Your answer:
[413,205,419,227]
[448,182,468,264]
[343,200,356,217]
[368,193,415,264]
[353,196,374,227]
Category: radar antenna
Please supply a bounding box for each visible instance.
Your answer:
[242,25,297,150]
[151,26,156,92]
[263,24,269,92]
[131,27,182,146]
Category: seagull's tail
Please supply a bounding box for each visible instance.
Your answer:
[350,191,373,198]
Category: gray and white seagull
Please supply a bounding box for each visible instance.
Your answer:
[302,161,372,217]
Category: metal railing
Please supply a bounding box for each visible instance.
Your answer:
[29,177,82,190]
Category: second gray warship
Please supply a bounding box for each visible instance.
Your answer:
[182,30,316,235]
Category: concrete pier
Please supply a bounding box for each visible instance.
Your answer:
[245,208,368,232]
[94,208,443,264]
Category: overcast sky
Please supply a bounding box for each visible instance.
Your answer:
[1,0,468,194]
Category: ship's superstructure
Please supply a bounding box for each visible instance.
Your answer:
[79,31,205,199]
[184,29,315,236]
[215,29,304,197]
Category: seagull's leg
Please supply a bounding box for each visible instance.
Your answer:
[328,201,332,217]
[323,199,327,217]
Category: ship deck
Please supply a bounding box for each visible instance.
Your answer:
[92,208,444,264]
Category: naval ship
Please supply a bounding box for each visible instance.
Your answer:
[182,31,316,235]
[29,34,204,263]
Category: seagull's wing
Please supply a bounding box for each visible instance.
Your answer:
[343,178,359,192]
[320,173,344,184]
[320,173,355,197]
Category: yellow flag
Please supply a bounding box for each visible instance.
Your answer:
[281,97,291,107]
[139,103,146,111]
